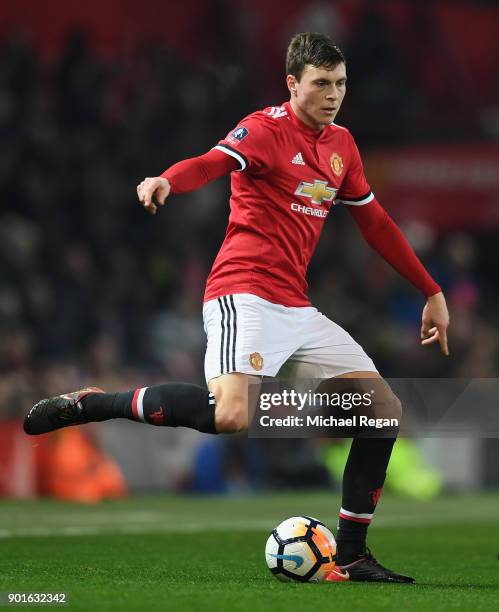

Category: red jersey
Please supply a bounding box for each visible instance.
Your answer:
[204,101,374,307]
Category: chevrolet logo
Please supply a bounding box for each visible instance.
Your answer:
[294,180,338,205]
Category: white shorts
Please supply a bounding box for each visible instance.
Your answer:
[203,293,377,383]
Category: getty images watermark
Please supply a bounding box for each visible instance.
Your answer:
[248,378,499,438]
[258,389,397,430]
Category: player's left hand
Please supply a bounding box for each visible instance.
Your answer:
[421,291,450,356]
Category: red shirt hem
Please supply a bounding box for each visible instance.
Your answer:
[203,283,311,307]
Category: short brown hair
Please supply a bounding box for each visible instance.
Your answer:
[286,32,345,81]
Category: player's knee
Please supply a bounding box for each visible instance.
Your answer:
[360,378,402,425]
[380,389,402,422]
[215,394,249,433]
[393,393,402,420]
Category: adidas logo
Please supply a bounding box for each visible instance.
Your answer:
[266,106,287,118]
[292,152,305,165]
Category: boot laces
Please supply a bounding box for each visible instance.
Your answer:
[361,547,380,566]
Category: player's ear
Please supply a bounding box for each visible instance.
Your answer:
[286,74,298,96]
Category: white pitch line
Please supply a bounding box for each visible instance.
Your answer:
[0,512,497,539]
[0,511,167,525]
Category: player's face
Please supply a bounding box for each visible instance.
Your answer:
[287,63,347,131]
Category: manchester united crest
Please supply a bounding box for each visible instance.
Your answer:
[249,352,264,371]
[330,153,343,177]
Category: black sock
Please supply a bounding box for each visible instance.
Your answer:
[336,436,396,565]
[81,383,217,434]
[335,518,368,566]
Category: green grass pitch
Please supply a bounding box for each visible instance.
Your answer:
[0,492,498,611]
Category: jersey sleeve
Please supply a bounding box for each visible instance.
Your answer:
[336,133,374,206]
[161,149,239,193]
[212,113,278,175]
[348,198,441,297]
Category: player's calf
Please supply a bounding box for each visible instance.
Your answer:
[24,372,260,436]
[319,373,402,567]
[24,383,219,435]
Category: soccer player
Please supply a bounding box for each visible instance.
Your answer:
[25,33,449,583]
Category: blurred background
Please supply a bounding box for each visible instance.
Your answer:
[0,0,498,502]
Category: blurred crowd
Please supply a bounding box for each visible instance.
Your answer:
[0,2,497,433]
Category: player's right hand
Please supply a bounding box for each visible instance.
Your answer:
[136,177,171,215]
[421,291,450,356]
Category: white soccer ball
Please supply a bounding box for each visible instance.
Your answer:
[265,516,336,582]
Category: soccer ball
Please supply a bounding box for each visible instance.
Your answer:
[265,516,336,582]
